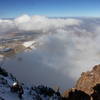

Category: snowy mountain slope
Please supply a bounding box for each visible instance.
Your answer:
[0,67,61,100]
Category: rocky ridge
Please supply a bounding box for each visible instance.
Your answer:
[62,64,100,100]
[0,64,100,100]
[75,64,100,95]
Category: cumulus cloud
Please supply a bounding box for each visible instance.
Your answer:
[0,14,82,33]
[1,15,100,90]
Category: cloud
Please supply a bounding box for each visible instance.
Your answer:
[1,15,100,90]
[35,30,100,79]
[14,15,82,32]
[0,14,82,33]
[0,19,16,33]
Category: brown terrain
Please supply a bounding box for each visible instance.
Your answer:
[62,64,100,100]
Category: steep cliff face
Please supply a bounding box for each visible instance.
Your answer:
[75,64,100,95]
[62,64,100,100]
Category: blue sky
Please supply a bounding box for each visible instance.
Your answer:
[0,0,100,18]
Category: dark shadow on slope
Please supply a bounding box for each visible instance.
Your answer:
[91,84,100,100]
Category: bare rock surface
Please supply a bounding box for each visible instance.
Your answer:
[75,64,100,95]
[62,64,100,100]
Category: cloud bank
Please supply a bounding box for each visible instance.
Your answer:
[1,15,100,90]
[0,15,82,34]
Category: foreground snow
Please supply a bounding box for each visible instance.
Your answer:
[0,68,61,100]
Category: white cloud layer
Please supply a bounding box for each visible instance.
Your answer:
[1,15,100,89]
[0,15,82,33]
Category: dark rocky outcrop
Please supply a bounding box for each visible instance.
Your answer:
[62,88,90,100]
[91,84,100,100]
[0,67,8,77]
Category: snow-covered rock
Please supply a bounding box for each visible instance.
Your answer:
[0,67,61,100]
[23,40,36,48]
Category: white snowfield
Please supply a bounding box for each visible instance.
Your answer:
[23,40,36,48]
[0,68,61,100]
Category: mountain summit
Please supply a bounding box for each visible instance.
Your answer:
[63,64,100,100]
[75,64,100,95]
[0,64,100,100]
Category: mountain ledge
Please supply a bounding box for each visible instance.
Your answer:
[75,64,100,95]
[62,64,100,100]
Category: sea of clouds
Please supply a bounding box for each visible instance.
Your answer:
[1,15,100,90]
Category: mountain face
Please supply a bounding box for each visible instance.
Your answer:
[62,65,100,100]
[75,64,100,95]
[0,65,100,100]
